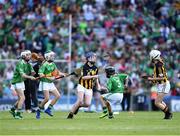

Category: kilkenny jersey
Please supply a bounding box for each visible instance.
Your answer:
[153,59,168,84]
[11,59,34,84]
[107,73,128,93]
[79,63,98,89]
[38,61,57,83]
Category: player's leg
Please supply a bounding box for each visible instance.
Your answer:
[9,85,18,117]
[45,89,60,116]
[105,100,113,119]
[94,91,101,111]
[67,89,84,119]
[155,82,172,119]
[104,93,123,119]
[99,94,110,118]
[155,93,172,119]
[36,90,49,119]
[10,99,18,117]
[14,89,25,119]
[82,89,93,107]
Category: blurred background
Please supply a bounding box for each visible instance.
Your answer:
[0,0,179,112]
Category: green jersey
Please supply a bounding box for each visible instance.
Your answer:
[38,61,57,83]
[107,73,128,93]
[11,59,34,84]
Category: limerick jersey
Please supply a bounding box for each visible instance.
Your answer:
[79,63,98,89]
[153,59,168,84]
[11,59,34,84]
[107,73,128,93]
[38,61,58,83]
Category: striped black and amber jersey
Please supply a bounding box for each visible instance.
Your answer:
[153,59,168,84]
[79,63,98,89]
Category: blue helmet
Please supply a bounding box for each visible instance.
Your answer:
[85,52,96,60]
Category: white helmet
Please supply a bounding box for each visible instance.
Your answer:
[44,51,55,61]
[149,50,161,61]
[20,50,31,58]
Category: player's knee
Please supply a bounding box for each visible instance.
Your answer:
[44,97,49,102]
[56,93,61,99]
[78,101,84,106]
[155,100,160,106]
[20,95,25,102]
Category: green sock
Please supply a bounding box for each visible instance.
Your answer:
[103,107,107,113]
[39,106,44,112]
[48,104,53,109]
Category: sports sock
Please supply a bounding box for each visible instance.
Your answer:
[162,106,170,114]
[103,107,108,113]
[48,104,53,109]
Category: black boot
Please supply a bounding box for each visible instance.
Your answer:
[67,112,74,119]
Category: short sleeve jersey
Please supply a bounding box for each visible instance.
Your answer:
[79,63,98,89]
[11,59,34,84]
[38,61,57,83]
[107,73,128,93]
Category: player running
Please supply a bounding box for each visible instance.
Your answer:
[147,50,172,119]
[67,52,101,119]
[10,50,36,119]
[99,66,129,119]
[36,51,66,119]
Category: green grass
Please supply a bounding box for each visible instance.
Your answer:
[0,111,180,135]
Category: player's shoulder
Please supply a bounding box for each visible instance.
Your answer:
[17,59,26,65]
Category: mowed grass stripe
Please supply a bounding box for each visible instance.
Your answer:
[0,111,180,135]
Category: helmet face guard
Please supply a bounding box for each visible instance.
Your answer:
[105,66,115,78]
[21,50,31,61]
[44,51,55,62]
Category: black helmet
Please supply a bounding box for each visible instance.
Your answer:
[105,66,115,78]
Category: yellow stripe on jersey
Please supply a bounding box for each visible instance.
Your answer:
[79,63,98,89]
[153,61,168,84]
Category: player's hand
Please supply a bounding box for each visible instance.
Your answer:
[30,76,36,80]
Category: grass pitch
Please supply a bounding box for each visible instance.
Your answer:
[0,111,180,135]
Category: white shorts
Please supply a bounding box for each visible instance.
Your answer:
[102,93,123,105]
[38,81,57,92]
[157,81,170,94]
[11,82,25,91]
[77,84,93,96]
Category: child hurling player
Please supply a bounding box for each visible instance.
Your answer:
[147,50,172,119]
[36,51,66,119]
[99,66,129,119]
[10,50,36,119]
[67,52,101,119]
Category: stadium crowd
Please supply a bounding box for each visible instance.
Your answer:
[0,0,179,109]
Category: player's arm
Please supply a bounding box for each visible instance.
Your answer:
[81,74,99,80]
[18,63,36,80]
[147,76,166,81]
[37,64,47,78]
[21,73,36,80]
[81,67,99,80]
[95,78,101,90]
